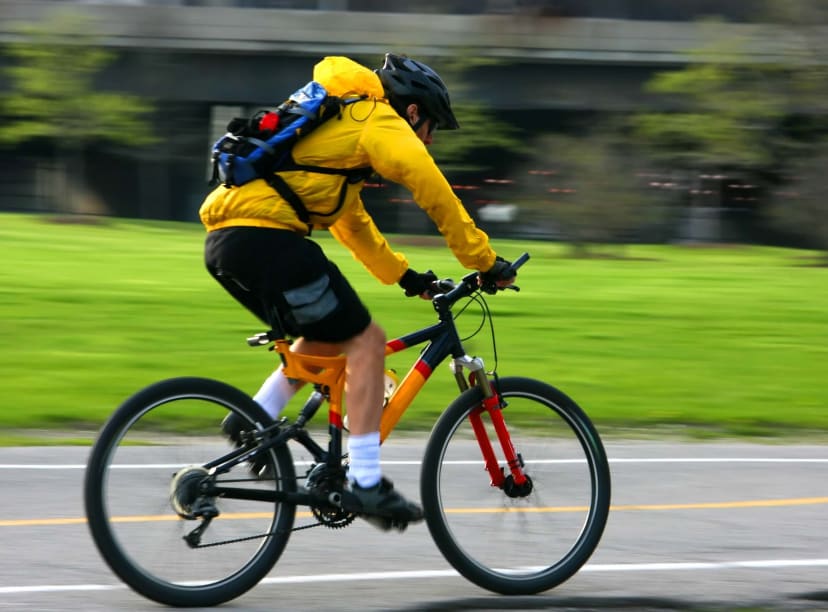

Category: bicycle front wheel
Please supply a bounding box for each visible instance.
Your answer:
[421,376,610,595]
[84,377,296,607]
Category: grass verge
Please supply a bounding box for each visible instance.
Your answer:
[1,212,826,443]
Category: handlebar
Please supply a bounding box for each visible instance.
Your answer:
[430,252,530,313]
[508,252,530,276]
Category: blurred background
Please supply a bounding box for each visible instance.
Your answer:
[0,0,826,254]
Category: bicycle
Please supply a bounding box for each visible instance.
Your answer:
[84,252,611,607]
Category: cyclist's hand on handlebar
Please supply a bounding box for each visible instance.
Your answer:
[478,256,516,294]
[398,268,438,299]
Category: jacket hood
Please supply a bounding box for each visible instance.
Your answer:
[313,56,385,99]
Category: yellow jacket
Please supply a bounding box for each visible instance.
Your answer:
[199,56,496,284]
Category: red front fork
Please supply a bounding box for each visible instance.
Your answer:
[468,393,528,489]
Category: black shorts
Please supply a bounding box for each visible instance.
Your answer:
[204,227,371,343]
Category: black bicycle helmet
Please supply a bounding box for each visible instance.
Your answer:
[376,53,460,130]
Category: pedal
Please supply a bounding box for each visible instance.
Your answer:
[336,484,422,531]
[334,489,361,513]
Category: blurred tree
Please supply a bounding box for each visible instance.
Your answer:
[354,52,523,232]
[511,130,660,256]
[761,0,828,27]
[766,145,828,262]
[631,22,788,177]
[760,0,828,261]
[428,103,523,170]
[630,13,828,247]
[0,12,156,214]
[759,0,828,127]
[418,54,522,171]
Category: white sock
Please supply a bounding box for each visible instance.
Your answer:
[347,431,381,488]
[253,368,297,419]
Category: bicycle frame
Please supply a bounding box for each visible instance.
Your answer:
[383,316,478,440]
[268,273,527,491]
[206,264,532,509]
[382,317,527,490]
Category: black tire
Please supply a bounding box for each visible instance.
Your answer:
[421,377,610,595]
[84,377,296,607]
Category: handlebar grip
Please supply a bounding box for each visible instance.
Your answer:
[509,252,530,275]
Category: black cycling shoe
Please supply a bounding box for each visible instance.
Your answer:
[348,477,424,529]
[221,412,273,479]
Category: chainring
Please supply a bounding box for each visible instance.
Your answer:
[305,463,356,529]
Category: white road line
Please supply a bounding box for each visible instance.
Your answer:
[2,457,828,470]
[3,558,828,595]
[0,584,122,594]
[581,558,828,571]
[608,458,828,463]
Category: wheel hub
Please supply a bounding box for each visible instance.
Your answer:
[170,465,212,519]
[502,473,533,498]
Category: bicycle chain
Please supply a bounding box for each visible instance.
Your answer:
[187,463,356,547]
[187,519,334,549]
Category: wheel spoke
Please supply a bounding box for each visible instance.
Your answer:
[421,377,610,595]
[85,378,296,606]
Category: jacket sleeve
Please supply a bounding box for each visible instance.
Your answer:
[329,196,409,285]
[358,110,497,273]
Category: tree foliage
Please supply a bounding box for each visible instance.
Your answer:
[631,24,790,172]
[512,131,660,255]
[0,12,156,148]
[630,9,828,252]
[428,102,522,168]
[767,146,828,259]
[414,54,522,169]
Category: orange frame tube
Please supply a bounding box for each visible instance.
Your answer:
[272,339,433,443]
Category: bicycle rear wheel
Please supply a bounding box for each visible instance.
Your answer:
[421,376,610,595]
[84,377,296,607]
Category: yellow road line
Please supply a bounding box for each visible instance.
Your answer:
[0,511,316,528]
[450,496,828,514]
[3,497,828,528]
[1,517,88,527]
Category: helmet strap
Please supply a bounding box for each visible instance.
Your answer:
[397,100,434,135]
[411,115,429,133]
[413,114,437,136]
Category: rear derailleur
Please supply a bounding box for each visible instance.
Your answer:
[169,465,220,547]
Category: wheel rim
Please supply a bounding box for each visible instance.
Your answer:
[429,388,608,589]
[91,391,291,594]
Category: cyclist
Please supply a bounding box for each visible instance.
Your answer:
[200,53,515,525]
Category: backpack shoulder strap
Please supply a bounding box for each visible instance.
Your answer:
[260,93,373,233]
[264,173,312,232]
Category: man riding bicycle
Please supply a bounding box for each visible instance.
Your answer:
[199,53,515,524]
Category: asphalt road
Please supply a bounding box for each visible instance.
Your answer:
[2,439,828,611]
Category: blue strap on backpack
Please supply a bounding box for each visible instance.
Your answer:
[209,81,372,230]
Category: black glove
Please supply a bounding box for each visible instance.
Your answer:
[478,256,515,294]
[398,268,438,297]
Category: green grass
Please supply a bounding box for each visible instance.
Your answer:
[1,212,826,442]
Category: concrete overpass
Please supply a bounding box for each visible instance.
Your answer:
[0,1,812,111]
[0,1,819,234]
